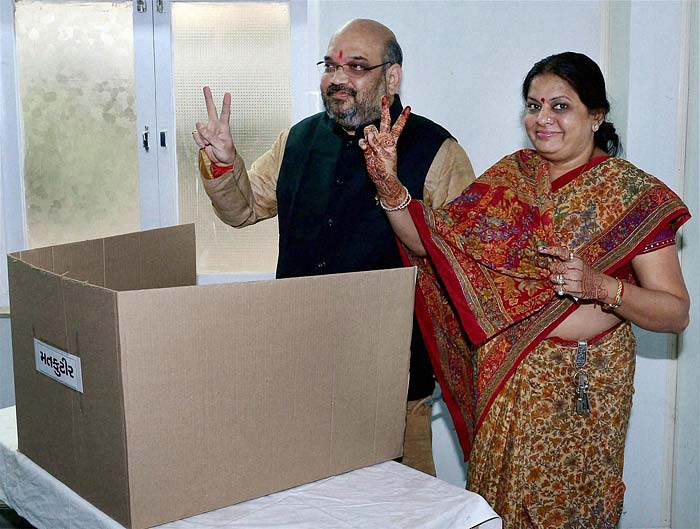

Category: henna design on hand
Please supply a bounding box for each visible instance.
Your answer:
[363,125,405,207]
[551,261,569,275]
[361,96,410,208]
[581,265,608,301]
[541,245,605,302]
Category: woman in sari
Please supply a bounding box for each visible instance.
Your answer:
[360,52,690,528]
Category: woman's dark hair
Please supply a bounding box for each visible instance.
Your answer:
[522,52,622,156]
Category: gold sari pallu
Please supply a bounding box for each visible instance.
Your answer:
[401,149,690,459]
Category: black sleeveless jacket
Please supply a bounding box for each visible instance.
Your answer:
[275,96,453,398]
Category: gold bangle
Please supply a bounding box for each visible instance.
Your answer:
[603,279,624,310]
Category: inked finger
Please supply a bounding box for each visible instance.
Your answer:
[391,106,410,139]
[195,126,212,146]
[192,124,207,148]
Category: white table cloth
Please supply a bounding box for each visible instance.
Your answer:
[0,406,500,529]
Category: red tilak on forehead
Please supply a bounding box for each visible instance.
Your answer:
[540,98,545,103]
[338,50,343,60]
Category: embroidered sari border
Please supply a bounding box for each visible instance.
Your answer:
[408,200,488,344]
[475,301,575,428]
[412,284,475,457]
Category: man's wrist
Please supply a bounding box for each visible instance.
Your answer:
[210,161,234,178]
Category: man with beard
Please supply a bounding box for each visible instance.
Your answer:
[192,18,474,475]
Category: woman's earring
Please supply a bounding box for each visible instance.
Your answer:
[592,122,600,132]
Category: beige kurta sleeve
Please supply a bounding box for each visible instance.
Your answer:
[198,129,289,227]
[422,138,475,208]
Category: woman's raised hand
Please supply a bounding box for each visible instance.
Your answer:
[192,86,236,166]
[359,96,410,209]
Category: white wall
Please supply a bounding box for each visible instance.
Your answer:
[0,1,21,410]
[612,3,697,528]
[0,0,25,310]
[0,317,13,408]
[312,2,697,528]
[672,2,699,528]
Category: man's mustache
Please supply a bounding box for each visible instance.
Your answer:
[326,85,357,97]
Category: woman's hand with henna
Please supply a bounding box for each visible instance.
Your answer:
[359,96,410,209]
[539,245,616,303]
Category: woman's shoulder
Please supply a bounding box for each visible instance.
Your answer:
[597,158,688,215]
[472,149,546,198]
[597,157,666,186]
[484,149,541,174]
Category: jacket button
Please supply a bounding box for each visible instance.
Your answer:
[317,260,327,270]
[327,218,334,227]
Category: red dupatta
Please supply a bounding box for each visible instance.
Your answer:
[402,150,690,458]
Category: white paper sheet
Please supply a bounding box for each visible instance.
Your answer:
[0,406,500,529]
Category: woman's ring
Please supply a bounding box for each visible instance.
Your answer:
[569,251,575,260]
[192,130,199,135]
[555,274,565,285]
[556,287,565,296]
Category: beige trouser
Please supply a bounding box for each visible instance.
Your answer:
[400,397,436,476]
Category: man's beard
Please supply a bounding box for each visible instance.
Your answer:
[322,80,386,130]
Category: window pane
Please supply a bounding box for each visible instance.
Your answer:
[173,2,290,274]
[15,1,140,249]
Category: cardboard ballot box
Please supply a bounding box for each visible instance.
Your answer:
[7,224,416,529]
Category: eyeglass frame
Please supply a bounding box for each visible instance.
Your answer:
[316,60,393,77]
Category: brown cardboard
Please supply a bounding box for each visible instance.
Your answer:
[8,224,416,529]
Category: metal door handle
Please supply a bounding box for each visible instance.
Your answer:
[142,126,150,152]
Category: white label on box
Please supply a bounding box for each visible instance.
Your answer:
[33,338,84,393]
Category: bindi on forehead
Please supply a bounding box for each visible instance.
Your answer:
[338,50,343,60]
[540,98,545,103]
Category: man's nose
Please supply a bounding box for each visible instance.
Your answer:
[329,65,350,83]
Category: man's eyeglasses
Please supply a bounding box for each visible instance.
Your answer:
[316,61,392,78]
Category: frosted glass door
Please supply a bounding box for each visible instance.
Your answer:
[14,0,293,275]
[14,0,141,248]
[171,1,291,274]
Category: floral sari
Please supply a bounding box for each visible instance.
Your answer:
[402,150,689,526]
